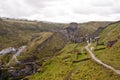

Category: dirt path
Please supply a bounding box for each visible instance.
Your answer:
[6,46,26,66]
[85,43,120,75]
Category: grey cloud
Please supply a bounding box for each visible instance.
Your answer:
[73,0,120,16]
[91,0,113,7]
[0,0,120,22]
[24,0,59,9]
[0,0,38,17]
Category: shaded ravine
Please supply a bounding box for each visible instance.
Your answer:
[85,43,120,75]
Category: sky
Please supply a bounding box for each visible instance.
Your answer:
[0,0,120,23]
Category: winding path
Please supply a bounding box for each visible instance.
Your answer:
[85,43,120,75]
[6,46,26,66]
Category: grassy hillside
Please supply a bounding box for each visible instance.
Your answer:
[25,43,87,80]
[26,43,120,80]
[0,19,112,48]
[0,19,111,52]
[0,18,114,79]
[18,32,67,64]
[91,21,120,69]
[78,21,111,34]
[0,19,67,48]
[0,19,68,79]
[0,19,66,65]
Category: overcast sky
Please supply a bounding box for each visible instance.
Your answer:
[0,0,120,23]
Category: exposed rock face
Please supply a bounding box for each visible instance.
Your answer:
[0,47,16,55]
[90,27,104,39]
[66,22,78,33]
[8,63,37,79]
[0,62,38,80]
[51,22,86,43]
[66,22,82,43]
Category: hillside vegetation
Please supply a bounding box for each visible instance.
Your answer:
[0,20,64,49]
[92,21,120,69]
[26,43,120,80]
[0,19,109,47]
[24,21,120,80]
[19,32,67,64]
[78,21,111,34]
[0,18,115,80]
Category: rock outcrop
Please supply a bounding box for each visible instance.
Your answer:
[90,27,104,39]
[0,47,16,55]
[66,22,84,43]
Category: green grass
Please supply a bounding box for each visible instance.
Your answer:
[25,43,89,80]
[78,21,111,35]
[25,42,120,80]
[92,22,120,69]
[17,32,67,65]
[0,20,110,49]
[0,19,66,65]
[77,54,86,60]
[23,32,53,54]
[0,19,66,49]
[0,19,117,80]
[71,60,120,80]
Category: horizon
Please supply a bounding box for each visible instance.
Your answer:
[0,16,116,24]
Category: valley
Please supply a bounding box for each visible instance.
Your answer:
[0,18,120,80]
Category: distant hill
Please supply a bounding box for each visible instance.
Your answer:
[0,18,66,48]
[78,21,111,34]
[0,18,111,48]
